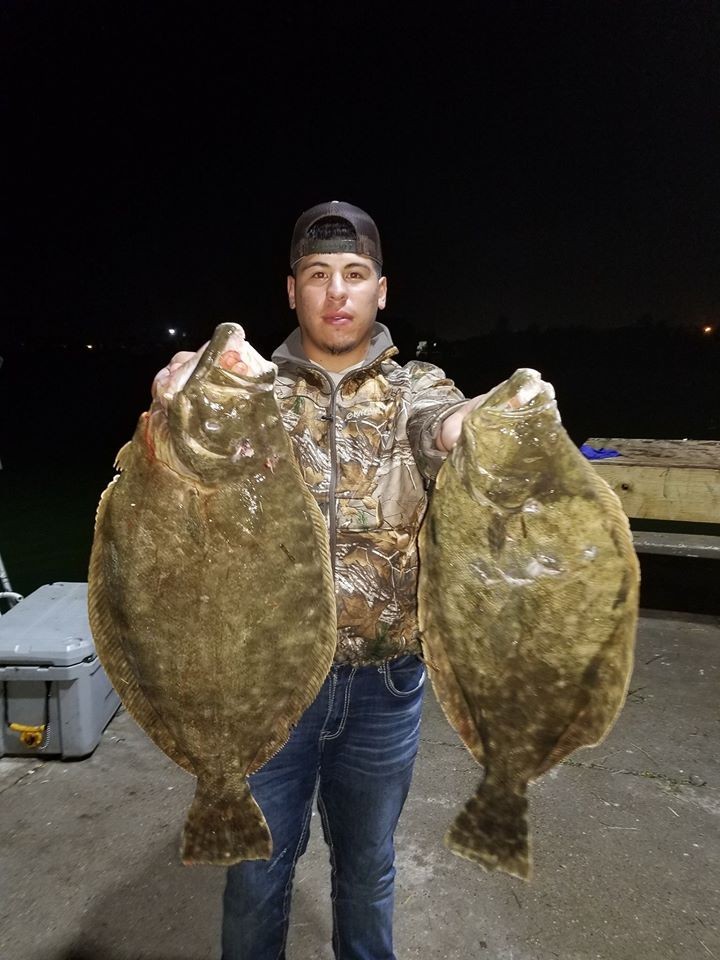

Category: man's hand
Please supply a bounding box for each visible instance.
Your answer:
[436,387,528,452]
[435,394,488,453]
[151,343,249,409]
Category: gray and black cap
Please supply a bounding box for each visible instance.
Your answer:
[290,200,383,271]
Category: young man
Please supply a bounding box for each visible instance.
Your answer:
[156,201,483,960]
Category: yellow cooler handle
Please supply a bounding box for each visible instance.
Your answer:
[9,722,46,748]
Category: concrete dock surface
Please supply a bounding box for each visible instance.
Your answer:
[1,609,718,960]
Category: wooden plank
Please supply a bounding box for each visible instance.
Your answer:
[584,438,720,469]
[590,462,720,523]
[581,438,720,559]
[583,438,720,523]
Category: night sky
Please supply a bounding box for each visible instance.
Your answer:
[4,0,719,346]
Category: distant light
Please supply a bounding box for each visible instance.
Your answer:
[168,327,177,336]
[702,325,714,335]
[86,344,94,350]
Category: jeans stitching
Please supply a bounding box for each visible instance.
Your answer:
[327,670,337,717]
[318,670,338,746]
[382,658,426,697]
[321,667,356,741]
[275,774,319,960]
[317,790,341,959]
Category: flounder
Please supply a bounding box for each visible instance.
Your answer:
[87,322,336,865]
[418,368,639,880]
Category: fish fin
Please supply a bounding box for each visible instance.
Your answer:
[181,776,272,865]
[420,610,486,763]
[537,609,638,774]
[114,439,134,472]
[87,482,196,775]
[92,475,120,530]
[445,782,532,881]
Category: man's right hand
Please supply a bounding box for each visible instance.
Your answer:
[436,393,489,452]
[151,342,251,409]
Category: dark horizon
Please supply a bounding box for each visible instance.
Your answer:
[2,320,718,458]
[2,317,718,606]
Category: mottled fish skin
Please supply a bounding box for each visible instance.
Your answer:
[87,322,337,866]
[418,368,640,880]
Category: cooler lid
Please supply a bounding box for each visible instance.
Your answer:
[0,582,97,666]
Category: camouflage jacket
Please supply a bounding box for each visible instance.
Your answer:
[272,323,466,665]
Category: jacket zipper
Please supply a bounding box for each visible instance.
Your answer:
[279,349,397,579]
[321,368,362,580]
[326,381,339,578]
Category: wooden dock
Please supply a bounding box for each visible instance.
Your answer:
[584,438,720,558]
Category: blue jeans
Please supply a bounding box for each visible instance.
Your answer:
[221,653,426,960]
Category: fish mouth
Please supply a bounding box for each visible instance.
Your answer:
[474,369,558,419]
[482,397,559,419]
[162,324,264,402]
[187,323,276,386]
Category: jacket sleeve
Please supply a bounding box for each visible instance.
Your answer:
[405,361,467,482]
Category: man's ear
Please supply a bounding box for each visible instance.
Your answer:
[287,275,296,309]
[378,276,387,310]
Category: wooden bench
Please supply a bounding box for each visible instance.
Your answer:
[583,438,720,559]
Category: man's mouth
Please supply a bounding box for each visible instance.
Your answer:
[323,313,353,326]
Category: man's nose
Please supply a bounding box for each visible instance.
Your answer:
[327,273,348,299]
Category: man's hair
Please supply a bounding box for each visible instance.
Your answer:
[306,216,355,244]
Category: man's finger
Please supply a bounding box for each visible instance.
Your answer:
[219,350,248,374]
[169,350,200,368]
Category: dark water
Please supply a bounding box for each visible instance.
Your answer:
[0,327,717,612]
[0,346,166,599]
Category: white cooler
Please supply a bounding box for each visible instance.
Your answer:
[0,581,120,758]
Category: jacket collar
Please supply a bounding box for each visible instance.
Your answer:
[272,322,398,373]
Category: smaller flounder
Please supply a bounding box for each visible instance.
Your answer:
[418,368,640,880]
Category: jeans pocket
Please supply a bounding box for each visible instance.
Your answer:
[382,654,426,697]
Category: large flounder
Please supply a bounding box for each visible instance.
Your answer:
[418,368,639,880]
[87,322,336,865]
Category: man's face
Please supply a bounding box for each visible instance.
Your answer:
[287,252,387,369]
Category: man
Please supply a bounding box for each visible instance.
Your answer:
[158,201,484,960]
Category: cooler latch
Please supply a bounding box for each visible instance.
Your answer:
[9,722,46,748]
[3,679,51,750]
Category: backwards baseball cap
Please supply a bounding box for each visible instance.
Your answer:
[290,200,383,271]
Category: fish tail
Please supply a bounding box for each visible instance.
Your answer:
[445,780,532,880]
[181,776,272,866]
